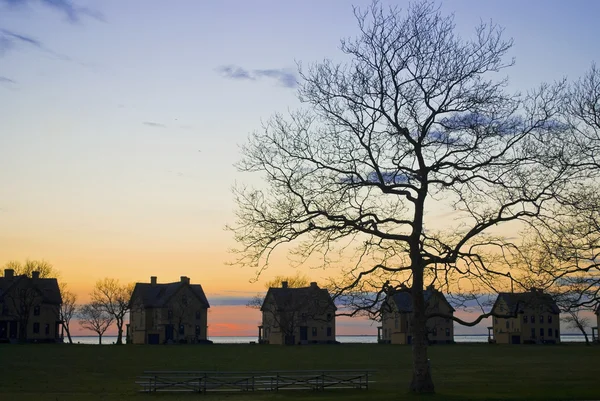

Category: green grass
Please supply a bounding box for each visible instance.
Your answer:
[0,343,598,401]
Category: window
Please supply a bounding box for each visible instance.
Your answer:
[34,305,40,316]
[195,311,201,320]
[505,320,510,329]
[312,327,317,337]
[531,315,535,323]
[45,324,50,335]
[33,322,40,334]
[195,325,201,336]
[539,315,544,324]
[548,328,553,337]
[445,328,450,337]
[432,327,437,336]
[523,315,528,323]
[540,328,544,337]
[531,328,535,338]
[326,313,332,322]
[548,315,552,323]
[494,318,498,324]
[168,309,173,319]
[179,324,185,335]
[327,327,332,337]
[394,318,399,329]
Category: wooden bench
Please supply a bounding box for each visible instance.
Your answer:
[136,369,375,393]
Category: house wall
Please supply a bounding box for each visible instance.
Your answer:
[128,285,209,345]
[381,294,454,344]
[0,284,60,342]
[492,298,560,344]
[261,295,336,345]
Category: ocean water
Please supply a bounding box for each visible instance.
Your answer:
[68,334,589,345]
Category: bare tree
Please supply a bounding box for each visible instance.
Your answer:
[5,285,41,341]
[91,278,133,345]
[2,259,58,278]
[562,310,592,345]
[59,284,77,344]
[78,303,114,345]
[229,1,590,393]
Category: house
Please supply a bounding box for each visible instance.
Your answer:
[489,288,560,344]
[127,276,210,344]
[378,285,454,344]
[258,281,336,345]
[0,269,62,343]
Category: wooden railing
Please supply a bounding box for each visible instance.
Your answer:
[136,369,375,393]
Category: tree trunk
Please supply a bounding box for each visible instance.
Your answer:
[409,282,435,393]
[65,325,73,344]
[98,334,102,345]
[577,323,590,345]
[116,318,123,345]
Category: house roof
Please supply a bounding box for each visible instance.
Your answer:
[494,290,560,315]
[261,284,336,312]
[130,281,210,308]
[0,275,62,305]
[387,287,455,313]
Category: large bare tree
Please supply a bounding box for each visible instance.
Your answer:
[229,1,591,393]
[91,278,134,345]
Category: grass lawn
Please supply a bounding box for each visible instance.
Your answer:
[0,343,598,401]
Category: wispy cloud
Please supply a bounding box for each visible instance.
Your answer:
[142,121,166,128]
[0,28,70,60]
[0,0,103,22]
[0,76,16,83]
[217,65,298,88]
[0,28,41,55]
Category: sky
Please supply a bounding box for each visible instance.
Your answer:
[1,0,599,337]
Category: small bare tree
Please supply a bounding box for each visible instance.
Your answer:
[78,303,114,345]
[562,310,592,345]
[59,284,77,344]
[91,278,134,345]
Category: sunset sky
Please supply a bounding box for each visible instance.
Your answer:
[1,0,599,337]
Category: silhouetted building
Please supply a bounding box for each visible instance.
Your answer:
[127,276,210,344]
[0,269,62,343]
[258,281,336,345]
[378,285,454,344]
[490,288,560,344]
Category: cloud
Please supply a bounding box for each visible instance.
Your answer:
[217,65,298,88]
[142,121,166,128]
[0,28,69,60]
[0,0,103,22]
[0,76,16,83]
[0,28,41,55]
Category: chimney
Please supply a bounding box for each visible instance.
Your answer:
[32,271,40,279]
[281,281,288,289]
[310,282,318,288]
[150,276,157,286]
[4,269,14,279]
[181,276,190,284]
